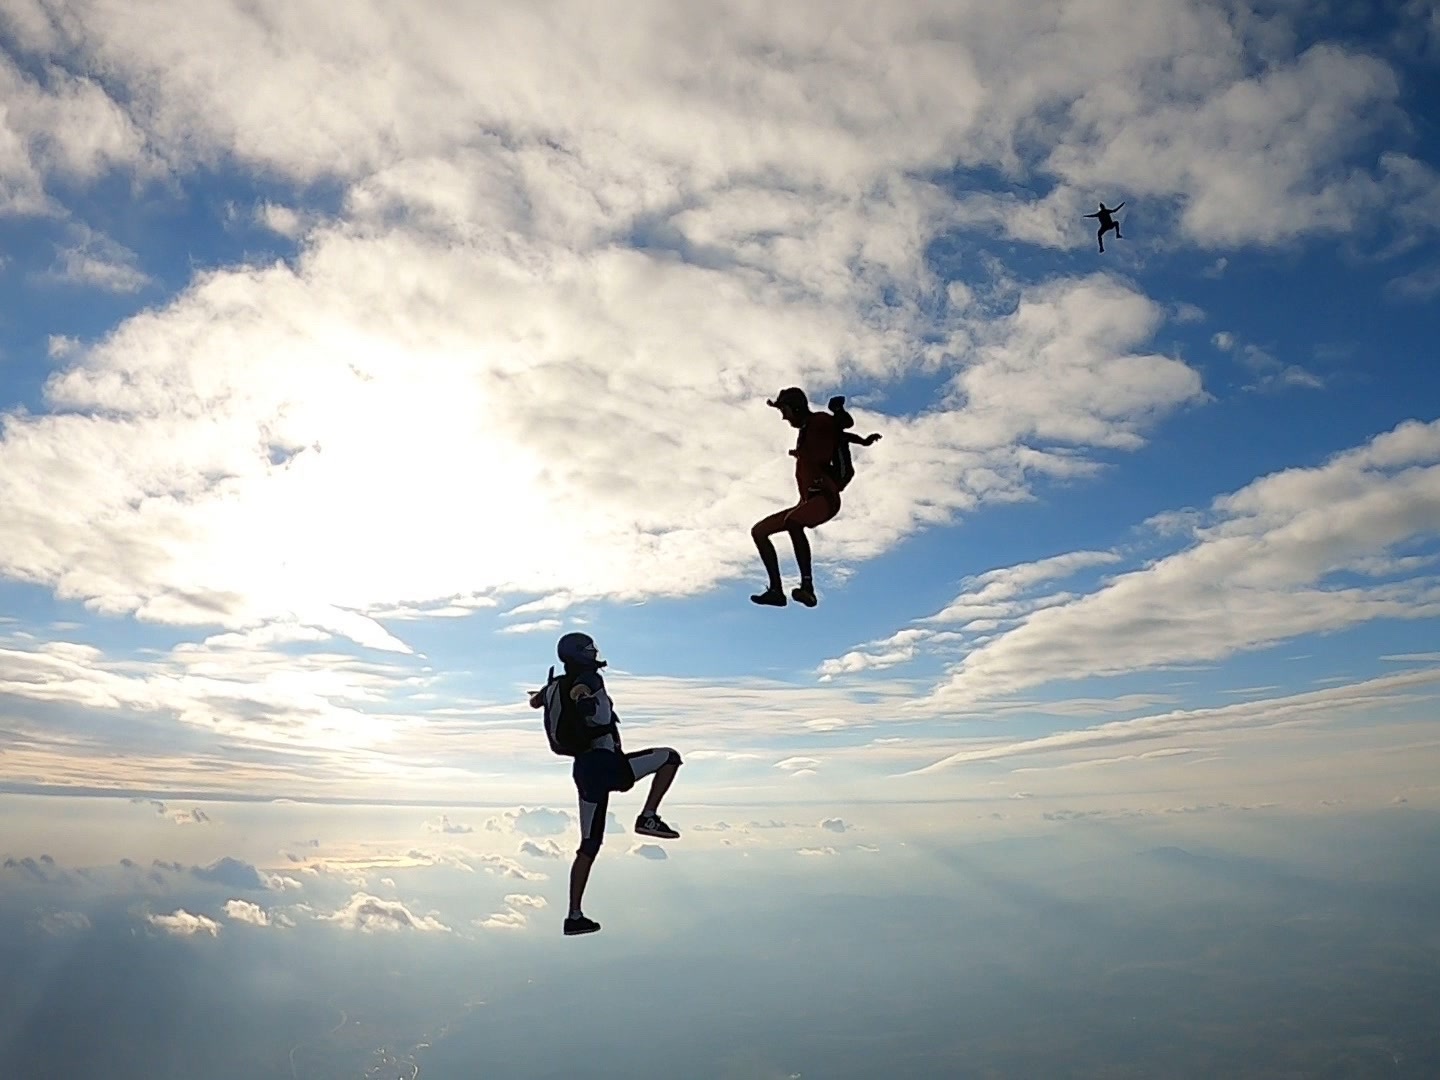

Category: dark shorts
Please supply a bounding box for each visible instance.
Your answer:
[753,489,840,537]
[573,748,682,856]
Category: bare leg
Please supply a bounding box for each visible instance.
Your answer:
[788,525,813,584]
[641,761,679,815]
[569,851,594,913]
[752,528,783,590]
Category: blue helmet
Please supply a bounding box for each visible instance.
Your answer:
[557,632,606,670]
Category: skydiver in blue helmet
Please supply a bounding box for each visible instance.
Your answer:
[528,631,683,936]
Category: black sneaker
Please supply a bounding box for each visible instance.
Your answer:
[790,582,817,607]
[634,813,680,839]
[564,915,601,936]
[750,586,787,607]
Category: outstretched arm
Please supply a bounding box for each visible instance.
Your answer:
[1083,212,1100,218]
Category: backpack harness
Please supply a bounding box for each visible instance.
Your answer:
[539,666,618,757]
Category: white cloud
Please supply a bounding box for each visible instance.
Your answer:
[475,909,528,930]
[486,807,571,836]
[0,48,150,216]
[425,814,473,834]
[475,891,548,930]
[519,839,563,860]
[774,757,821,772]
[42,226,152,292]
[148,909,221,937]
[321,892,449,933]
[468,853,547,881]
[1387,264,1440,301]
[631,843,668,860]
[797,846,837,856]
[37,910,92,935]
[906,667,1440,776]
[47,335,81,358]
[13,3,1366,648]
[253,202,317,239]
[821,548,1122,678]
[223,899,271,927]
[819,818,850,833]
[499,619,563,636]
[921,419,1440,708]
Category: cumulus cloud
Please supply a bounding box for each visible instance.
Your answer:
[190,857,280,891]
[519,839,563,860]
[148,909,221,937]
[42,225,152,293]
[321,892,449,933]
[137,799,213,826]
[475,893,546,931]
[2,855,70,885]
[475,909,528,930]
[0,45,150,216]
[222,899,271,927]
[425,814,473,835]
[797,847,837,856]
[486,808,571,837]
[0,0,1436,814]
[0,2,1315,654]
[632,844,668,860]
[1210,332,1324,393]
[37,910,92,935]
[1387,264,1440,301]
[819,818,850,833]
[469,853,548,881]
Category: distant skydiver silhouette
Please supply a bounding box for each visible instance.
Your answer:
[1084,202,1124,252]
[528,632,682,937]
[750,389,881,609]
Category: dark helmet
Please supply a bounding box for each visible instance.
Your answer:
[557,632,606,670]
[767,387,808,413]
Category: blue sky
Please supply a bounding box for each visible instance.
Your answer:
[2,2,1440,1074]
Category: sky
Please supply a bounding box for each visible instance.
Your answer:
[2,1,1440,1076]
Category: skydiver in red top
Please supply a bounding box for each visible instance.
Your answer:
[750,387,847,608]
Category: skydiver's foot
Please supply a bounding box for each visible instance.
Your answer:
[635,813,680,839]
[790,582,817,607]
[564,914,601,936]
[750,586,787,607]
